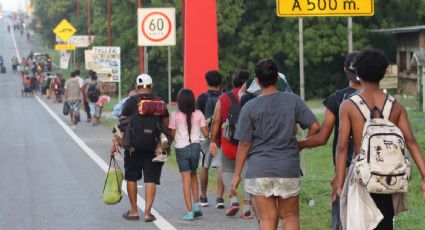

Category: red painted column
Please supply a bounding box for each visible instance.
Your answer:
[183,0,219,98]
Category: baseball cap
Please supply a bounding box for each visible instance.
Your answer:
[136,74,153,87]
[344,51,360,83]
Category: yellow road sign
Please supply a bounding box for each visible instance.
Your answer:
[55,44,76,51]
[276,0,374,17]
[53,19,77,42]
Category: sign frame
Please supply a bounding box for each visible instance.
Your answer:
[276,0,375,17]
[138,8,176,46]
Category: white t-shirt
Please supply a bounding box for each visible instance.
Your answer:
[169,110,206,149]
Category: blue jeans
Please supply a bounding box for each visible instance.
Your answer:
[175,143,201,173]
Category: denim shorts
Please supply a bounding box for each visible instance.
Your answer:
[175,143,201,173]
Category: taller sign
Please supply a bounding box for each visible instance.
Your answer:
[138,8,176,46]
[53,19,77,42]
[276,0,374,17]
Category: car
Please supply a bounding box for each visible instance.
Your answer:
[33,52,52,72]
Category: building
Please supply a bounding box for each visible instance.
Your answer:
[372,25,425,95]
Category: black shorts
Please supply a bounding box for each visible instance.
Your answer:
[124,149,164,184]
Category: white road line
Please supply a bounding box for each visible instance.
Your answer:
[9,23,177,230]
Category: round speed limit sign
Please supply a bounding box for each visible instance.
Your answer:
[138,8,176,46]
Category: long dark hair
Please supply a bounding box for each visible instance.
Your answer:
[177,89,195,143]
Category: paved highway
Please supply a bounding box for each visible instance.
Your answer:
[0,19,257,230]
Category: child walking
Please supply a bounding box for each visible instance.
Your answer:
[169,89,209,221]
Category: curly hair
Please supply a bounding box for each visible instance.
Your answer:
[354,49,389,83]
[255,59,279,87]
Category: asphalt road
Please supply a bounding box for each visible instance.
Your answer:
[0,19,258,230]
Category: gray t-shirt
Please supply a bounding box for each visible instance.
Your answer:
[235,92,316,179]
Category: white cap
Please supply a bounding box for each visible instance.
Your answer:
[136,74,153,88]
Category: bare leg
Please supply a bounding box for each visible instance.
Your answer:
[126,181,139,216]
[144,183,157,219]
[181,172,193,211]
[200,167,209,198]
[277,195,300,230]
[254,195,279,230]
[191,171,199,203]
[217,167,224,197]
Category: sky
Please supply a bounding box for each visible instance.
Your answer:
[0,0,27,11]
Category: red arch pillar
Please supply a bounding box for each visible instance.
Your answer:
[182,0,219,98]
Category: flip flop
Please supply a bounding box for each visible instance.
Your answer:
[145,214,157,222]
[122,210,140,221]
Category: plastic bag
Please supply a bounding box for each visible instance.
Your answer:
[102,156,123,205]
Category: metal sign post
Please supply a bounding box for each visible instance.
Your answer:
[299,18,305,100]
[168,46,172,104]
[348,17,353,52]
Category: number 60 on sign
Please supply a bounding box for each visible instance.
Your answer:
[276,0,374,17]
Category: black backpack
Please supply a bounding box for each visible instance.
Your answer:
[222,92,241,145]
[129,96,163,151]
[87,83,100,102]
[204,91,220,129]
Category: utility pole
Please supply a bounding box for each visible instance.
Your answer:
[88,0,91,44]
[299,18,305,100]
[137,0,144,74]
[348,17,353,52]
[107,0,111,46]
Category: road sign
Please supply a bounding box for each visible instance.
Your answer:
[138,8,176,46]
[85,47,121,83]
[53,19,77,42]
[60,51,71,69]
[276,0,374,17]
[55,44,76,51]
[57,35,95,48]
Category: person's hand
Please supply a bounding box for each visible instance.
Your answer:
[110,139,119,156]
[230,176,241,197]
[210,142,218,156]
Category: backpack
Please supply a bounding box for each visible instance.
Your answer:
[88,83,100,102]
[222,92,241,145]
[351,95,411,194]
[204,91,220,129]
[53,80,60,91]
[129,96,166,151]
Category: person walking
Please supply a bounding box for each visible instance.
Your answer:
[298,51,361,230]
[196,70,225,209]
[118,74,170,222]
[335,49,425,229]
[230,59,320,230]
[86,73,102,126]
[210,69,253,218]
[64,72,82,129]
[169,89,209,221]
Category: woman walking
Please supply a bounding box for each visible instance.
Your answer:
[230,59,320,230]
[169,89,209,221]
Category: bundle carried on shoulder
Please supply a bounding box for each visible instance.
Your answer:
[350,95,411,194]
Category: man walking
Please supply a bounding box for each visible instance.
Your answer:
[196,70,225,208]
[298,52,361,229]
[210,69,253,218]
[64,72,82,129]
[119,74,170,222]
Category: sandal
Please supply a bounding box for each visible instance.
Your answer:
[122,210,140,221]
[145,214,157,222]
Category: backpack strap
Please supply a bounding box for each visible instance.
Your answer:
[350,95,370,121]
[382,95,395,120]
[226,91,239,105]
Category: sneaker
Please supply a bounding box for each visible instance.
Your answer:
[216,197,225,209]
[225,202,240,216]
[193,204,203,218]
[240,210,254,219]
[183,212,194,221]
[199,196,209,207]
[152,154,168,162]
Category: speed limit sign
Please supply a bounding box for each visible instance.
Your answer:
[138,8,176,46]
